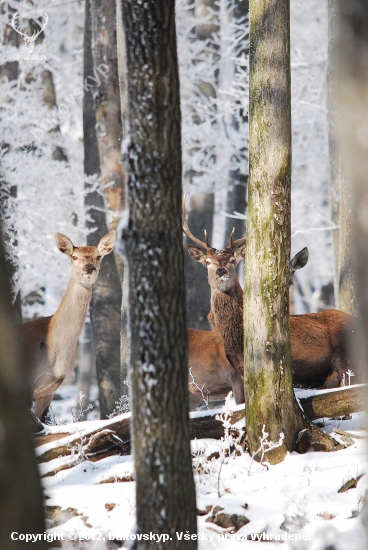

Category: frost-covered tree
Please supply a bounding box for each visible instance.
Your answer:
[290,0,335,313]
[176,0,249,247]
[0,0,87,321]
[118,0,197,545]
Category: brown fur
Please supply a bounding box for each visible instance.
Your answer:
[187,328,243,410]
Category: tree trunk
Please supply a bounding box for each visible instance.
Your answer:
[336,6,368,536]
[327,0,355,314]
[185,193,214,330]
[91,0,129,399]
[0,232,48,550]
[90,0,125,224]
[83,0,122,418]
[244,0,306,464]
[117,0,198,546]
[0,8,22,325]
[336,2,368,382]
[116,0,129,395]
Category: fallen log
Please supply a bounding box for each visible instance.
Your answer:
[35,406,245,466]
[34,386,367,470]
[298,385,366,421]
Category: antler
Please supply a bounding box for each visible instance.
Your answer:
[228,227,247,251]
[182,192,211,251]
[32,14,48,39]
[11,12,28,40]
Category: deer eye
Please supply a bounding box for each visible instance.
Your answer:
[230,257,237,264]
[72,255,78,261]
[96,256,102,261]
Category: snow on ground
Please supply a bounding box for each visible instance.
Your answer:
[40,387,368,549]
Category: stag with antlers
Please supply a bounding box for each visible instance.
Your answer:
[11,12,48,54]
[183,196,356,405]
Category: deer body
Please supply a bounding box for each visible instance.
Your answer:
[187,328,243,410]
[21,231,116,422]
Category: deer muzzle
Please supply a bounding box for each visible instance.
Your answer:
[83,264,97,275]
[216,267,228,280]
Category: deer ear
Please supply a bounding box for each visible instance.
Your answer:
[55,233,74,256]
[233,242,247,264]
[97,230,116,257]
[291,247,309,270]
[186,244,207,266]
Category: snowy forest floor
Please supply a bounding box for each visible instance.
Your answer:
[39,385,368,550]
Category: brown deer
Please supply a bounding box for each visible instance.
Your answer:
[21,231,116,422]
[183,205,355,409]
[186,247,309,410]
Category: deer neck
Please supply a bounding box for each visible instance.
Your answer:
[49,276,92,347]
[221,280,243,308]
[208,280,243,331]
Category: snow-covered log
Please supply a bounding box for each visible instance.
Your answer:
[34,386,366,467]
[298,385,366,421]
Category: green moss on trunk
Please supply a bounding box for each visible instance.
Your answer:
[244,0,305,463]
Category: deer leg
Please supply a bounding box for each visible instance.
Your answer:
[230,369,244,405]
[33,394,54,423]
[319,371,340,390]
[188,391,204,412]
[226,353,244,375]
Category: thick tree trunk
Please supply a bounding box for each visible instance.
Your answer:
[244,0,306,464]
[116,0,129,395]
[117,0,198,546]
[185,193,214,330]
[0,233,48,550]
[335,10,368,540]
[336,2,368,382]
[94,0,129,398]
[83,0,122,418]
[327,0,355,314]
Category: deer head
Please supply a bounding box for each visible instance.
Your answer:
[11,12,49,54]
[182,195,247,293]
[55,231,116,286]
[182,195,308,296]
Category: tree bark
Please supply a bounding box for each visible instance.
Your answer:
[322,2,368,515]
[90,0,125,223]
[244,0,306,464]
[327,0,355,314]
[299,386,366,421]
[0,8,22,325]
[83,0,122,418]
[0,232,48,550]
[336,0,368,382]
[117,0,198,546]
